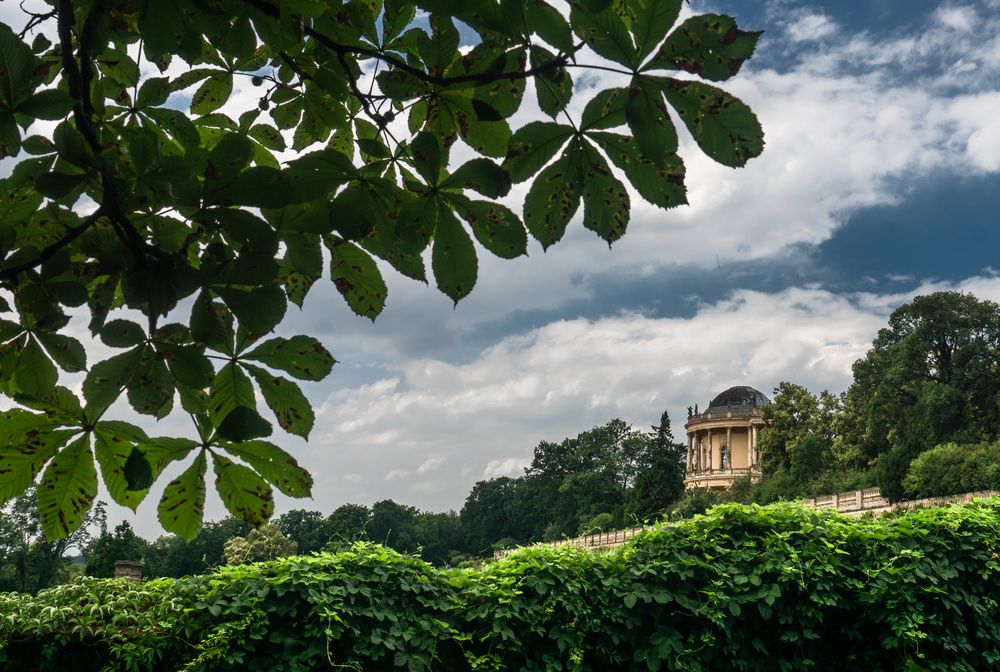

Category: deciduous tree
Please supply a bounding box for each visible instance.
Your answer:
[0,0,764,539]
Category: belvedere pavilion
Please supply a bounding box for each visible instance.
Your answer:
[683,385,769,491]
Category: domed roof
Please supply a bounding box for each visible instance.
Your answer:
[707,386,770,409]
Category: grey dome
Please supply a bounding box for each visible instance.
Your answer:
[707,386,770,409]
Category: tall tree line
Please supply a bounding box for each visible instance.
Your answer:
[0,411,686,588]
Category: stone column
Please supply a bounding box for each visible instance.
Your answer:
[725,427,731,469]
[706,429,712,470]
[687,435,693,470]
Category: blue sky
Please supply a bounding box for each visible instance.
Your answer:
[5,0,1000,534]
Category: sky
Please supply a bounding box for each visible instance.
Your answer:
[4,1,1000,537]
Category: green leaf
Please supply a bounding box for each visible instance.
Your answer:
[94,424,149,510]
[100,319,147,348]
[0,318,22,341]
[14,336,57,398]
[244,335,336,381]
[245,364,315,438]
[0,23,35,108]
[570,6,637,69]
[157,451,207,541]
[36,437,97,540]
[213,453,274,526]
[36,332,87,373]
[531,46,572,118]
[215,285,287,335]
[624,0,682,62]
[190,292,234,354]
[441,158,511,198]
[523,145,583,249]
[454,198,527,260]
[162,344,214,390]
[190,71,233,115]
[581,87,628,131]
[126,345,174,417]
[0,411,68,504]
[209,362,255,426]
[647,14,761,81]
[222,440,312,498]
[83,348,141,414]
[136,76,171,107]
[590,131,687,209]
[502,121,575,183]
[16,89,73,120]
[432,205,477,304]
[248,123,286,151]
[660,77,764,167]
[410,130,444,184]
[0,111,20,158]
[217,406,273,441]
[579,142,630,244]
[525,0,574,52]
[376,70,426,100]
[328,238,388,320]
[20,135,53,155]
[626,77,678,158]
[123,447,154,492]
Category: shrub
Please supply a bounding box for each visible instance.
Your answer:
[2,500,999,671]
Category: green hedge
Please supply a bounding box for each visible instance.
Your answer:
[3,500,999,671]
[904,441,1000,498]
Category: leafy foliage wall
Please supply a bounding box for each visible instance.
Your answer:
[3,500,999,672]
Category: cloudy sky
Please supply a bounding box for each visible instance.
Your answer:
[6,1,1000,536]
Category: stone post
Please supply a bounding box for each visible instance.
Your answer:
[114,561,142,582]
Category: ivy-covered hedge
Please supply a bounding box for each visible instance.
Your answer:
[3,501,999,672]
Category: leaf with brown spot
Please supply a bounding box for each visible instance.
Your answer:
[212,453,274,527]
[327,237,387,320]
[244,335,336,382]
[36,436,97,540]
[645,13,761,81]
[523,144,584,249]
[432,204,478,305]
[157,451,207,541]
[579,142,631,244]
[244,364,315,438]
[222,440,312,498]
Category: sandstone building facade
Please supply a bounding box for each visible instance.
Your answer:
[683,386,769,491]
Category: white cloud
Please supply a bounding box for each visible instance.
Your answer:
[417,456,445,473]
[786,13,838,41]
[484,457,529,479]
[936,5,977,31]
[385,469,410,481]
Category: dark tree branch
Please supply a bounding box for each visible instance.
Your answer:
[57,0,145,256]
[0,207,108,285]
[17,2,57,39]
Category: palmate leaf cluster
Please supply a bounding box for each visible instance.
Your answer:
[2,501,1000,671]
[0,0,764,540]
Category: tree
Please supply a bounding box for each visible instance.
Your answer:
[626,410,686,520]
[222,523,297,564]
[0,489,101,592]
[842,292,1000,499]
[757,382,839,478]
[144,516,250,577]
[0,1,764,540]
[275,508,331,554]
[83,520,150,577]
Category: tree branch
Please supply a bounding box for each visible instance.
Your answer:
[0,207,108,285]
